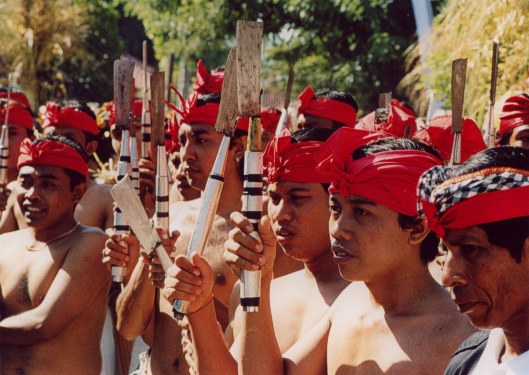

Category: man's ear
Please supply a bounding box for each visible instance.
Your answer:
[408,217,430,245]
[233,135,247,161]
[85,140,98,157]
[72,183,87,205]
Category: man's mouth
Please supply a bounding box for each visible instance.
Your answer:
[331,244,354,264]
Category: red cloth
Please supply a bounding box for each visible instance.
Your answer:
[18,138,88,177]
[170,91,248,132]
[420,184,529,238]
[499,94,529,138]
[356,99,417,137]
[166,112,180,153]
[42,102,98,135]
[0,104,33,130]
[315,128,441,216]
[193,60,224,95]
[261,108,282,133]
[412,115,486,163]
[297,86,357,127]
[263,129,331,184]
[0,91,31,109]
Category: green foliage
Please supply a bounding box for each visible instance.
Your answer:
[118,0,419,112]
[403,0,529,129]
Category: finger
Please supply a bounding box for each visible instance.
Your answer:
[229,211,254,234]
[174,255,201,277]
[225,238,265,266]
[230,227,263,253]
[258,215,276,246]
[223,246,261,271]
[102,247,129,264]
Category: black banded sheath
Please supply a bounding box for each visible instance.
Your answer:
[141,40,151,160]
[0,114,9,195]
[129,116,140,196]
[241,118,263,312]
[112,127,131,283]
[172,135,231,320]
[155,145,169,232]
[0,79,11,195]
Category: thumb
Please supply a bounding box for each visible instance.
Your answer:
[191,253,213,280]
[258,215,276,247]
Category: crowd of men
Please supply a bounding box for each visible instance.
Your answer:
[0,57,528,375]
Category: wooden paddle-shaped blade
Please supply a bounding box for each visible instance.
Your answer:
[451,58,467,134]
[150,72,166,147]
[114,59,135,129]
[236,21,263,118]
[214,48,239,135]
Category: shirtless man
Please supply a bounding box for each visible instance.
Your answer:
[296,86,358,130]
[416,146,529,374]
[1,101,114,232]
[228,129,475,374]
[103,92,247,374]
[497,93,529,148]
[0,136,110,374]
[161,128,350,374]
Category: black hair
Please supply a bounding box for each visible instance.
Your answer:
[313,89,359,130]
[33,135,88,190]
[353,137,443,263]
[451,146,529,261]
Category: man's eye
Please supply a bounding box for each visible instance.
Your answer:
[198,137,207,144]
[329,204,341,214]
[354,208,369,216]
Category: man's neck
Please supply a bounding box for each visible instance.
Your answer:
[31,216,78,243]
[364,255,440,315]
[303,249,344,283]
[502,310,529,360]
[211,170,243,218]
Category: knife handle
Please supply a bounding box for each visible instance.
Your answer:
[155,243,173,273]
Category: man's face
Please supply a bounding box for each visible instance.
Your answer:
[16,165,82,229]
[178,123,223,191]
[297,114,335,130]
[267,181,330,261]
[508,124,529,149]
[8,124,30,170]
[171,152,200,201]
[441,226,529,329]
[328,193,411,281]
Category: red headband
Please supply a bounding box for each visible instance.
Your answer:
[18,138,88,177]
[43,102,98,135]
[166,112,180,153]
[297,86,357,127]
[499,94,529,138]
[418,167,529,238]
[0,91,31,109]
[168,88,248,131]
[193,60,224,95]
[264,129,331,184]
[0,104,33,130]
[261,108,282,133]
[315,128,441,216]
[412,115,486,163]
[356,99,417,137]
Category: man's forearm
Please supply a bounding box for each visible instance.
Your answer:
[237,275,283,375]
[116,260,156,340]
[188,298,238,375]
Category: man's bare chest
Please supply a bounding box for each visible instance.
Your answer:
[0,248,65,314]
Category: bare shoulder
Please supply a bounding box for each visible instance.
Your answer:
[86,181,113,200]
[71,225,108,252]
